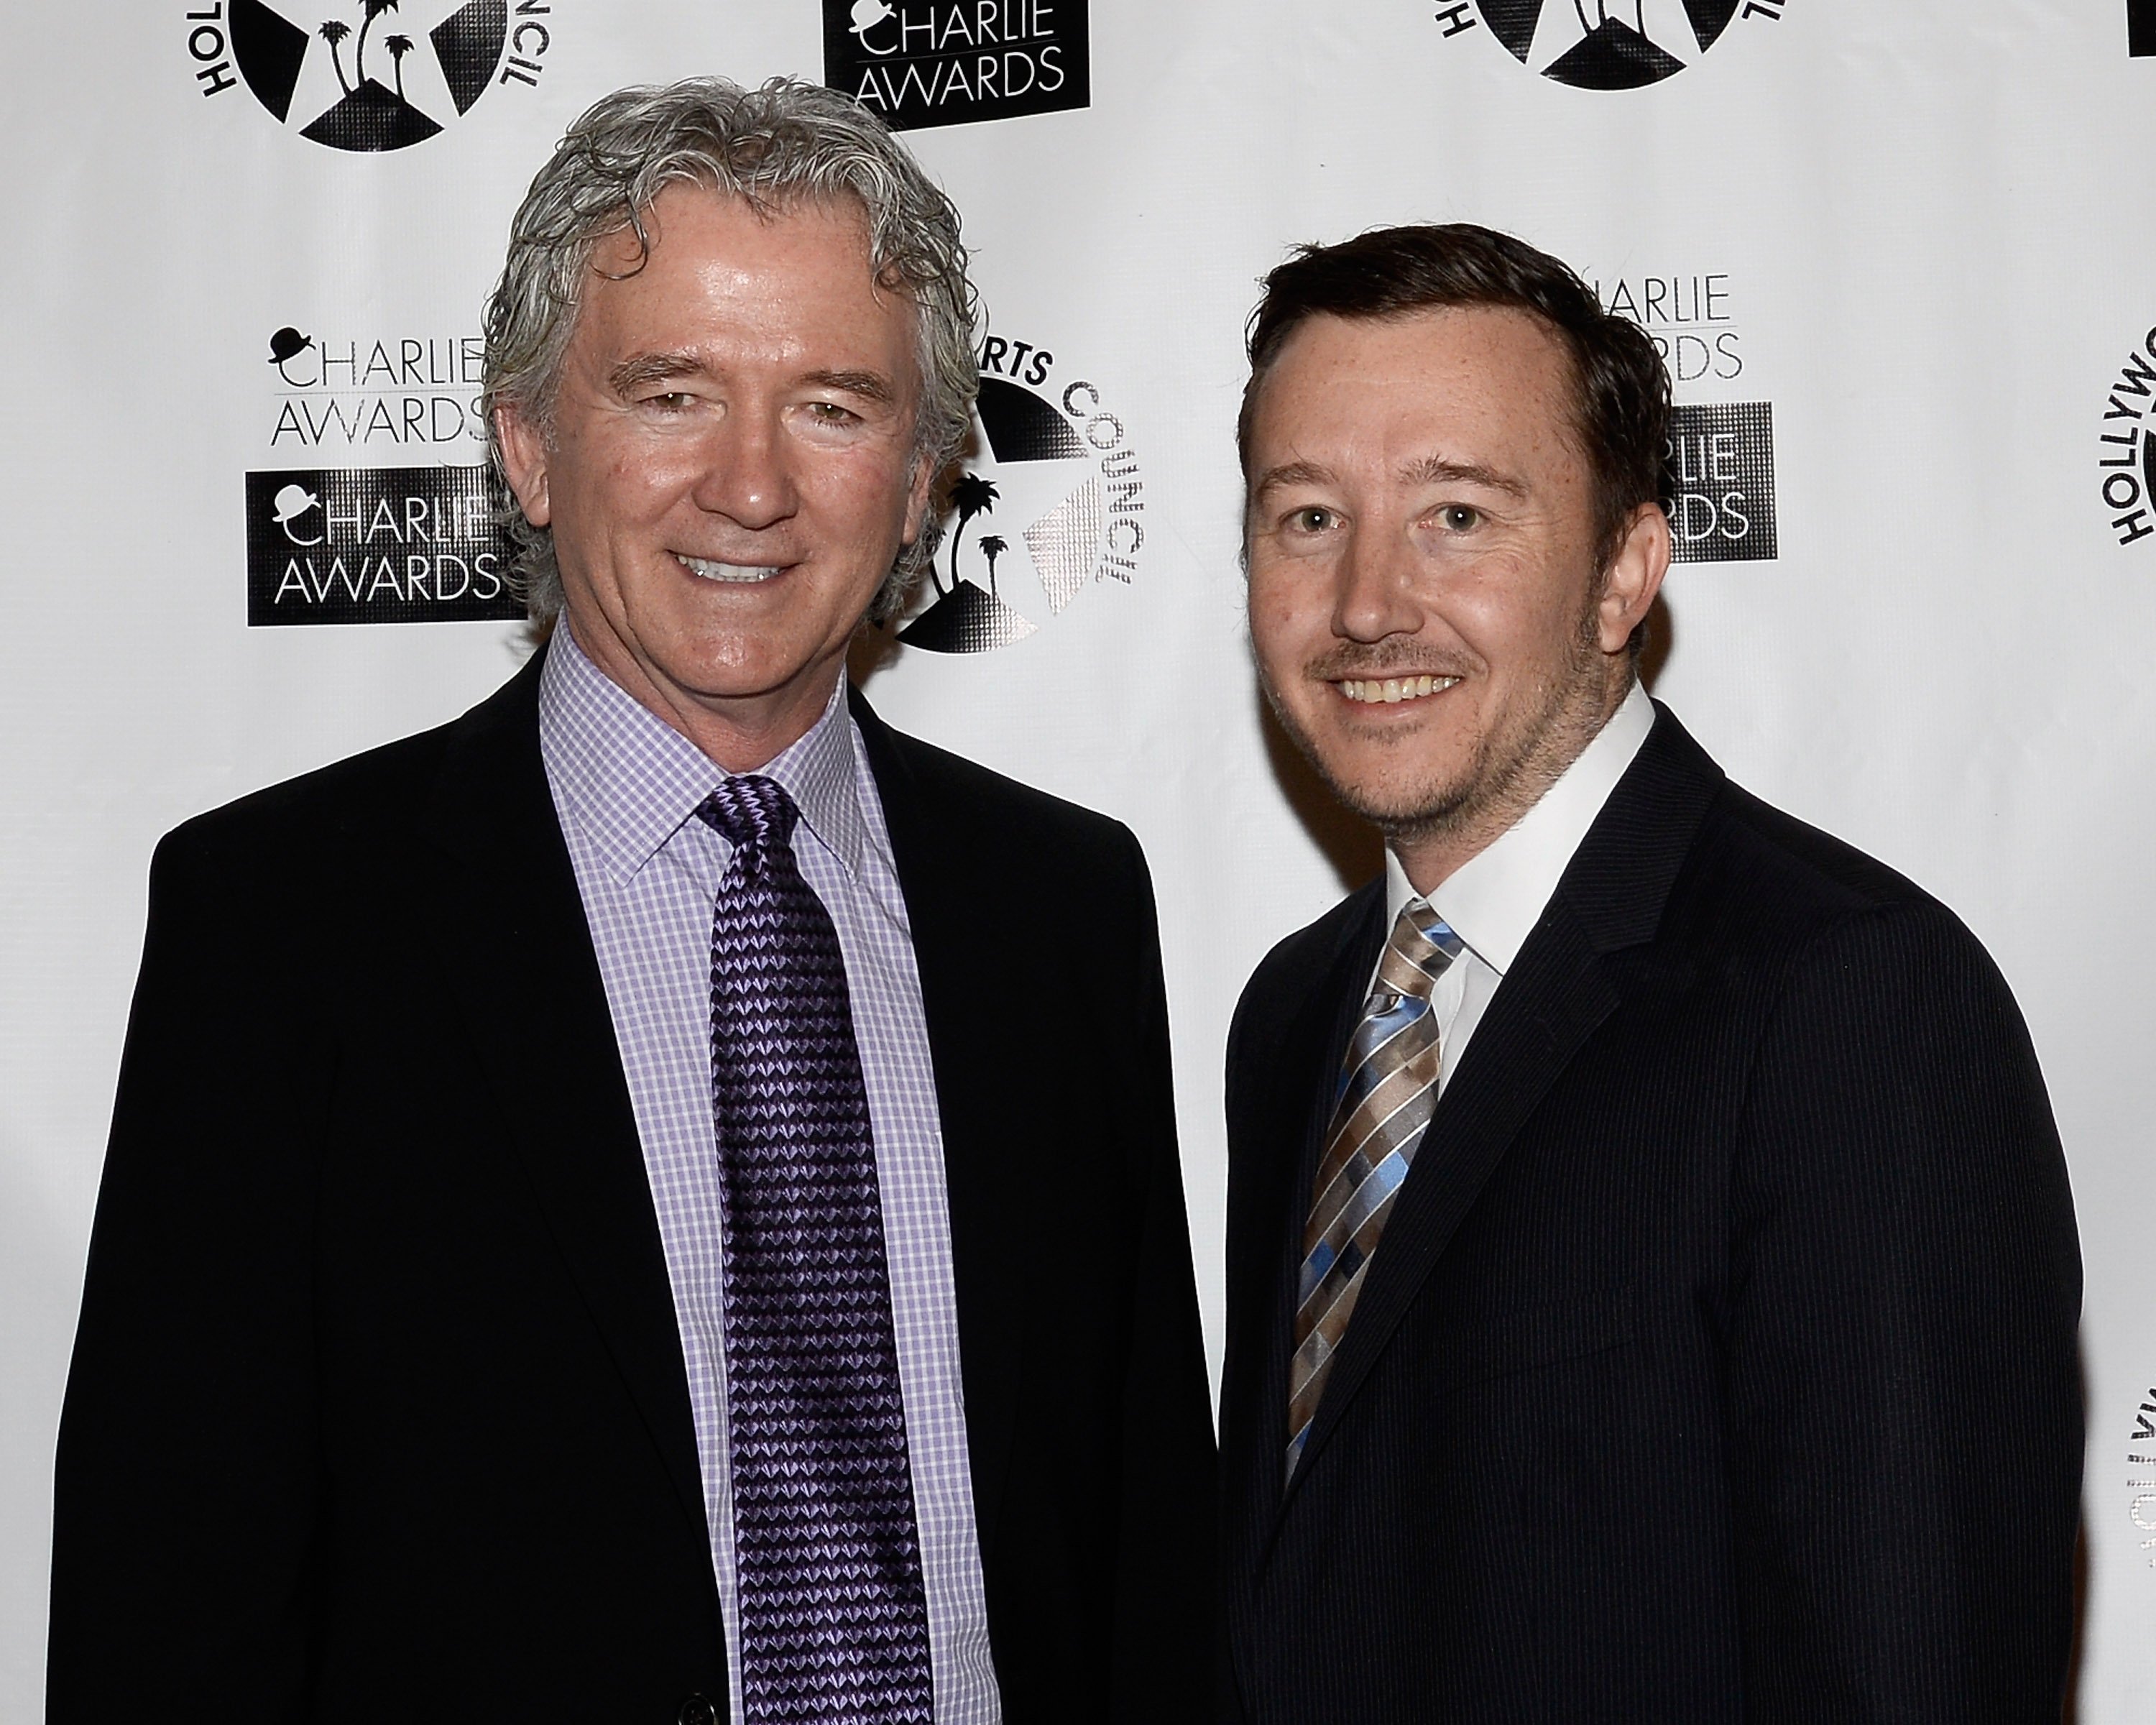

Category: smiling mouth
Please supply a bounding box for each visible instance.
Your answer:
[677,554,786,584]
[1336,674,1461,705]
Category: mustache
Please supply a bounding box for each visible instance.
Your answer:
[1302,645,1479,683]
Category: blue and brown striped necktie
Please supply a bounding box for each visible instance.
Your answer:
[1286,898,1464,1481]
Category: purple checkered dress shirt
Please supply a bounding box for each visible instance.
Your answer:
[540,628,1002,1725]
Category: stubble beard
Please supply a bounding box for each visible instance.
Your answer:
[1261,597,1621,858]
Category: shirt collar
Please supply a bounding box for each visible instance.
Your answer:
[1386,681,1657,977]
[538,622,868,885]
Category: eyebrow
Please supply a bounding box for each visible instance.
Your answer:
[1250,460,1335,499]
[603,356,900,408]
[607,351,707,395]
[1399,455,1529,498]
[800,367,898,406]
[1250,456,1531,501]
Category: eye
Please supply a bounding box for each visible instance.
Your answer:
[805,400,860,425]
[640,391,694,414]
[1287,505,1337,534]
[1437,504,1482,532]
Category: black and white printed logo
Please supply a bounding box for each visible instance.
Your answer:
[183,0,550,150]
[1596,270,1777,561]
[2132,0,2156,58]
[2129,1384,2156,1568]
[1432,0,1784,91]
[887,334,1141,653]
[2096,328,2156,548]
[264,324,489,448]
[1663,403,1776,561]
[247,466,519,623]
[824,1,1087,133]
[249,324,518,623]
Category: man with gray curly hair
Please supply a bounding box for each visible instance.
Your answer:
[50,77,1213,1725]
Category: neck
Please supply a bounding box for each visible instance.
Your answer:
[1389,669,1631,898]
[561,612,843,775]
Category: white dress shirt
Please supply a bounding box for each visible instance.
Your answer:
[1378,682,1657,1091]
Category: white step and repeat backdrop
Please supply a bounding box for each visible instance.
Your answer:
[6,0,2155,1712]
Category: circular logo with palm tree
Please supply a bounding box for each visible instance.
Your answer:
[1470,0,1745,90]
[222,0,517,151]
[893,341,1145,655]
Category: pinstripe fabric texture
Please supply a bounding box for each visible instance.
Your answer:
[1221,708,2083,1723]
[539,630,1000,1725]
[1286,900,1462,1478]
[697,775,932,1724]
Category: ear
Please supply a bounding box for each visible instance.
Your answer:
[899,448,939,548]
[494,404,552,529]
[1595,500,1672,656]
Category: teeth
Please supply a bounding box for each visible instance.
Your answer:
[1339,675,1457,704]
[679,556,782,583]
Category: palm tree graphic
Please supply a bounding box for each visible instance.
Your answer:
[1572,0,1648,34]
[384,33,413,98]
[318,18,353,96]
[355,0,400,88]
[948,472,999,590]
[977,534,1008,601]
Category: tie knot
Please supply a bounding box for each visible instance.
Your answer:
[696,774,799,860]
[1376,898,1462,1001]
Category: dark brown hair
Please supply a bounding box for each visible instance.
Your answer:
[1240,223,1671,572]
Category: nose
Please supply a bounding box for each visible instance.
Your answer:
[1331,522,1422,645]
[690,406,799,531]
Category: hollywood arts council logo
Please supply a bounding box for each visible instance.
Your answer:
[182,0,552,151]
[2095,326,2156,548]
[1432,0,1788,91]
[885,335,1142,654]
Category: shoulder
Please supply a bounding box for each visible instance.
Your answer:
[852,692,1148,893]
[1637,749,2032,1075]
[1676,777,2004,987]
[149,660,533,908]
[1230,881,1383,1066]
[1621,706,1975,963]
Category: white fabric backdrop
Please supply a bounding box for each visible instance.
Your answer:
[5,0,2152,1712]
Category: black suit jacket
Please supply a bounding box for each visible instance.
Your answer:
[1220,704,2081,1723]
[50,649,1214,1724]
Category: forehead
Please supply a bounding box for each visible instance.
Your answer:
[1250,305,1583,472]
[572,185,907,359]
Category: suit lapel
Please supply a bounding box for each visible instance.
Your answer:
[420,648,708,1535]
[1279,704,1725,1504]
[847,690,1026,1560]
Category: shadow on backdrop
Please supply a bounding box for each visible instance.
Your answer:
[1254,587,1677,898]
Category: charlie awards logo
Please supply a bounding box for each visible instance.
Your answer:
[1432,0,1786,91]
[2095,326,2156,548]
[1595,270,1776,561]
[247,323,521,625]
[824,0,1088,132]
[181,0,551,150]
[885,334,1141,654]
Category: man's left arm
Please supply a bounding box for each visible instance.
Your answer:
[1100,827,1217,1723]
[1723,900,2083,1721]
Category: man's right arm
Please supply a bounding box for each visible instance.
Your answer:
[49,823,322,1721]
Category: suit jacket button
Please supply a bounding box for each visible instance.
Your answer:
[677,1694,718,1725]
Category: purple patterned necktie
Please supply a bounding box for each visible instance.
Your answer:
[696,774,934,1725]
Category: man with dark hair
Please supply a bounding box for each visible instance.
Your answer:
[50,78,1212,1724]
[1219,223,2081,1721]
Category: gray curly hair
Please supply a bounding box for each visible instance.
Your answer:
[481,75,980,622]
